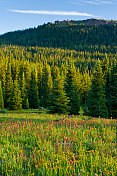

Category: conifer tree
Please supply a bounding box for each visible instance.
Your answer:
[87,60,108,118]
[11,79,22,110]
[80,70,91,105]
[24,61,31,90]
[4,63,13,109]
[65,63,80,114]
[0,81,4,110]
[28,67,39,109]
[41,62,48,106]
[76,68,81,92]
[51,64,60,80]
[102,54,109,79]
[0,64,6,98]
[105,67,111,116]
[37,64,43,100]
[11,60,19,81]
[41,62,53,107]
[106,63,117,118]
[47,72,53,99]
[21,72,29,109]
[48,74,70,114]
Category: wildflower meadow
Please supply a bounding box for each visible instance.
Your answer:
[0,112,116,176]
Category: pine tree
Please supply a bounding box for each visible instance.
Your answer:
[28,67,39,109]
[76,68,81,92]
[0,81,4,110]
[102,54,109,79]
[11,79,22,110]
[12,60,19,81]
[106,63,117,118]
[65,63,80,114]
[37,64,43,100]
[4,63,13,109]
[0,63,6,98]
[51,64,60,80]
[87,60,108,118]
[80,70,91,105]
[21,72,29,109]
[46,72,53,99]
[41,63,53,107]
[105,68,111,116]
[48,74,70,114]
[24,61,31,90]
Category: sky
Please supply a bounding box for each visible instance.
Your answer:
[0,0,117,34]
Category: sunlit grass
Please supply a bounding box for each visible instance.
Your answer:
[0,112,116,176]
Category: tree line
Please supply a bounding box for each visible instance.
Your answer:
[0,22,117,53]
[0,46,116,118]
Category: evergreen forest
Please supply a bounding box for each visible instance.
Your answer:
[0,19,117,118]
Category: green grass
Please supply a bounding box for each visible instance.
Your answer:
[0,111,116,176]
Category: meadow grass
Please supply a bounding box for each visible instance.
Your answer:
[0,111,116,176]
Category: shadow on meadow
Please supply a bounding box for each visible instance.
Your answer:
[0,116,51,123]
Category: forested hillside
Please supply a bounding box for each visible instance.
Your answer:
[0,19,117,117]
[0,19,117,53]
[0,46,117,118]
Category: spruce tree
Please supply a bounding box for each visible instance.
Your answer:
[65,63,80,114]
[51,64,60,80]
[0,81,4,110]
[41,62,53,107]
[4,63,13,109]
[24,61,31,90]
[48,74,70,114]
[11,79,22,110]
[21,72,29,109]
[80,70,91,105]
[87,60,108,118]
[76,68,81,92]
[28,67,39,109]
[37,64,43,100]
[47,72,53,99]
[106,63,117,118]
[102,54,109,79]
[0,65,6,98]
[105,68,111,116]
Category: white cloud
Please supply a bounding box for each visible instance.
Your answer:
[9,9,95,17]
[70,0,113,5]
[84,0,113,5]
[100,0,113,4]
[83,1,100,5]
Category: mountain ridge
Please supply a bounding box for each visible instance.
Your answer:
[0,18,117,53]
[54,18,117,26]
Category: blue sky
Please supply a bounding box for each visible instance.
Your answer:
[0,0,117,34]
